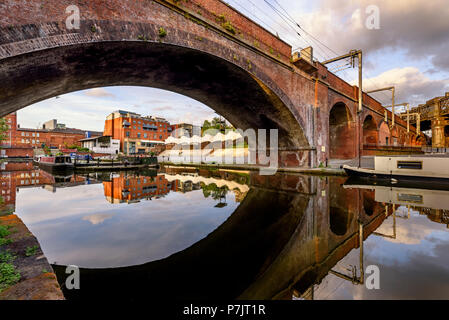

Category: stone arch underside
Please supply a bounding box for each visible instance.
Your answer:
[53,187,311,300]
[0,40,309,150]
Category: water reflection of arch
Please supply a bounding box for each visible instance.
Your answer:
[240,182,392,300]
[48,171,396,300]
[362,189,377,217]
[53,186,311,300]
[328,177,356,238]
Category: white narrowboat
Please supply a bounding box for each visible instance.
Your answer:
[343,155,449,183]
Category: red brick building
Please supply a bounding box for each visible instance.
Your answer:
[104,110,172,155]
[2,113,101,151]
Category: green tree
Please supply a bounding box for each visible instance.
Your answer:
[0,118,10,145]
[202,117,234,134]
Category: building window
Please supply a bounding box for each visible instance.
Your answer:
[37,133,39,137]
[32,140,35,144]
[32,133,35,137]
[126,132,130,137]
[159,135,162,139]
[144,133,147,138]
[21,139,24,143]
[137,133,141,138]
[21,132,24,136]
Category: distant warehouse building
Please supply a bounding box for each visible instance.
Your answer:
[2,113,102,150]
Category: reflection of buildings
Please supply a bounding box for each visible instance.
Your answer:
[0,168,54,215]
[103,173,179,204]
[164,173,249,202]
[419,208,449,227]
[102,171,250,205]
[291,182,449,300]
[176,180,202,193]
[0,166,90,215]
[344,183,449,228]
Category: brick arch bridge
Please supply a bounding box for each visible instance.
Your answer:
[0,0,419,167]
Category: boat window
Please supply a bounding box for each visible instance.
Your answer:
[397,161,422,170]
[398,193,423,204]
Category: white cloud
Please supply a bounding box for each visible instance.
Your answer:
[84,88,115,98]
[17,86,218,131]
[361,67,449,106]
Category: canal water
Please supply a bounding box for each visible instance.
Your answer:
[1,162,449,300]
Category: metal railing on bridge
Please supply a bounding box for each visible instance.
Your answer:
[363,144,424,154]
[422,147,449,154]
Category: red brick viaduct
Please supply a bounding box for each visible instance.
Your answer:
[0,0,425,167]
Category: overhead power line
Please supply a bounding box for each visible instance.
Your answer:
[226,1,393,103]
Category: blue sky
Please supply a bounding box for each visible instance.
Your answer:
[17,0,449,131]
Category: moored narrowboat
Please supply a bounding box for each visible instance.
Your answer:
[343,155,449,183]
[34,155,74,174]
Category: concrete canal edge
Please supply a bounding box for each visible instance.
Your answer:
[160,162,347,176]
[0,214,64,300]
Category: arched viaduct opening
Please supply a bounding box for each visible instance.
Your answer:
[444,125,449,141]
[362,115,378,147]
[329,102,356,160]
[391,127,399,146]
[378,121,391,146]
[0,41,309,152]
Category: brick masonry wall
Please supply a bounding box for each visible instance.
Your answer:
[0,0,421,167]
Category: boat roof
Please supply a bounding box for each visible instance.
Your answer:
[376,154,449,158]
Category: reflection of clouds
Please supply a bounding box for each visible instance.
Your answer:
[15,184,239,268]
[376,208,445,246]
[82,214,113,225]
[16,184,108,224]
[314,206,449,300]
